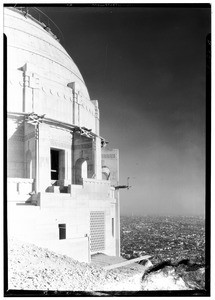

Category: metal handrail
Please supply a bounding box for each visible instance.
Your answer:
[8,6,64,43]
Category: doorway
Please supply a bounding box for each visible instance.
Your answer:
[51,148,65,182]
[51,149,59,180]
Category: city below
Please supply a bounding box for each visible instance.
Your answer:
[120,215,205,265]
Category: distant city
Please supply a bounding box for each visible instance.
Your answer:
[120,215,205,265]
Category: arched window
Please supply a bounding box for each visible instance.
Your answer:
[75,158,88,184]
[102,166,110,180]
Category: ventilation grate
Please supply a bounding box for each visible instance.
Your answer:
[90,211,105,253]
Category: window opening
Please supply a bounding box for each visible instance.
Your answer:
[58,223,66,240]
[75,158,88,184]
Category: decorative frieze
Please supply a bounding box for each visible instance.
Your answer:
[74,143,92,150]
[102,154,116,159]
[42,86,47,93]
[41,84,73,103]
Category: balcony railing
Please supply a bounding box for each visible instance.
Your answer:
[8,177,34,195]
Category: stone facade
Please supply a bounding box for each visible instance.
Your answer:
[5,7,120,262]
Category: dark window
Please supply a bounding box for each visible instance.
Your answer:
[51,149,59,180]
[112,218,114,237]
[59,224,66,240]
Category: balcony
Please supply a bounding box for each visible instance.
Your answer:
[7,178,34,203]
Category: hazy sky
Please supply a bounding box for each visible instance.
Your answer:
[34,5,210,216]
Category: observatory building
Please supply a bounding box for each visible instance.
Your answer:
[5,7,120,262]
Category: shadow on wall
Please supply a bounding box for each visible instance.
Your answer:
[7,116,34,179]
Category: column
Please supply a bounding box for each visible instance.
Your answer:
[67,81,80,126]
[26,113,45,193]
[115,149,120,257]
[35,123,39,193]
[92,100,100,136]
[93,136,102,180]
[115,191,121,257]
[22,63,40,113]
[70,131,75,196]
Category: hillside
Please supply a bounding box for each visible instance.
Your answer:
[7,238,147,292]
[7,238,203,293]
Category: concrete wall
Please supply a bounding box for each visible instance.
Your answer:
[7,119,118,261]
[8,179,117,262]
[7,178,33,203]
[7,204,90,262]
[101,148,120,256]
[7,117,25,178]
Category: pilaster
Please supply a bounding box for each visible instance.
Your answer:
[93,137,102,180]
[22,63,40,113]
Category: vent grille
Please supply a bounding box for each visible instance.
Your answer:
[90,211,105,253]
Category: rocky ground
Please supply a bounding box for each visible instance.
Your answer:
[141,265,205,291]
[7,238,205,293]
[7,238,147,292]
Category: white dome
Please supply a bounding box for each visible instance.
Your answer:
[5,7,96,130]
[4,8,90,99]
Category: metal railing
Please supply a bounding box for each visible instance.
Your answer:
[9,6,64,43]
